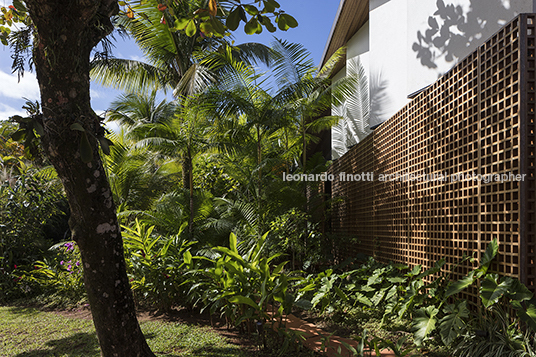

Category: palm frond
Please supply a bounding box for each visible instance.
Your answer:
[91,58,170,93]
[271,38,315,88]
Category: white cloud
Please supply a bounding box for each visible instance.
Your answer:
[90,89,101,99]
[129,55,144,62]
[0,70,40,100]
[0,102,25,120]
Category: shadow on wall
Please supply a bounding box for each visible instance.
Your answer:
[413,0,520,69]
[369,70,390,128]
[332,59,392,159]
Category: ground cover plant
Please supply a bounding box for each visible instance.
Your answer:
[0,306,252,357]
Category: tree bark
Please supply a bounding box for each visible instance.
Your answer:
[25,0,155,355]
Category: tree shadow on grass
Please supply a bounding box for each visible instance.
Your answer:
[191,346,249,357]
[13,332,100,357]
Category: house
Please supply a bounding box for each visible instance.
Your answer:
[320,1,536,298]
[325,0,536,159]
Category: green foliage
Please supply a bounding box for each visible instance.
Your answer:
[22,241,86,303]
[0,169,68,302]
[190,232,295,333]
[122,218,194,310]
[412,306,439,346]
[438,301,470,346]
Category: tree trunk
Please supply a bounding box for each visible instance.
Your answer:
[25,0,155,356]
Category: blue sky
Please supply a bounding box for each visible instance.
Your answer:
[0,0,340,119]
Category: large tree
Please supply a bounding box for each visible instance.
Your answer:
[0,0,296,356]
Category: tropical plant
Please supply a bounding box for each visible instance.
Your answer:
[102,129,179,215]
[91,0,273,98]
[129,95,216,236]
[0,169,68,301]
[189,232,295,334]
[122,218,195,310]
[23,241,86,303]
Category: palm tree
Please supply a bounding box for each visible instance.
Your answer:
[102,128,180,216]
[106,90,177,128]
[270,39,354,168]
[90,0,272,98]
[129,95,215,237]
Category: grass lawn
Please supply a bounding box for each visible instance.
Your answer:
[0,306,249,357]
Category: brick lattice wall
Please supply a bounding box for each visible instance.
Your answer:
[328,14,536,298]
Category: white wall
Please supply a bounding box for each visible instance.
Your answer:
[369,0,408,127]
[332,22,371,159]
[407,0,534,97]
[369,0,534,126]
[331,0,536,158]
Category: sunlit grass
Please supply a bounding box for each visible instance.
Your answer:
[0,306,247,357]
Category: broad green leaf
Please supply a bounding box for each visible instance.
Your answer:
[199,21,213,35]
[266,0,280,9]
[387,277,406,284]
[244,17,261,35]
[412,306,439,346]
[243,5,258,15]
[226,8,241,31]
[210,18,225,34]
[185,20,197,37]
[10,129,26,141]
[416,260,445,279]
[507,279,533,302]
[512,299,536,332]
[477,237,499,277]
[183,250,192,265]
[228,295,259,310]
[276,13,287,30]
[333,285,348,301]
[385,285,398,301]
[272,261,287,275]
[98,136,113,155]
[33,121,44,136]
[294,298,313,310]
[214,246,243,263]
[353,292,372,307]
[13,0,26,12]
[480,274,514,308]
[445,270,475,297]
[229,232,238,254]
[277,13,297,30]
[405,265,421,277]
[439,301,469,346]
[371,289,386,306]
[176,17,190,30]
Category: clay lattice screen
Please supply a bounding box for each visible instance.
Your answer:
[328,14,536,297]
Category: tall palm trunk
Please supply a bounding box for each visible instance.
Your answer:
[182,154,194,238]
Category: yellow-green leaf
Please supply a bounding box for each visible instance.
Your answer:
[176,17,190,30]
[244,17,261,35]
[185,19,196,36]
